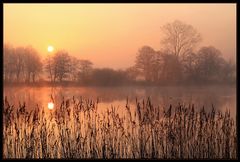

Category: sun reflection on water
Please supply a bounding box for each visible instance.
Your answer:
[48,102,54,110]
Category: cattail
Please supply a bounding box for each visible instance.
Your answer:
[3,97,237,159]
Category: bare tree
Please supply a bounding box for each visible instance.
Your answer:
[151,51,164,83]
[160,53,183,83]
[13,47,26,82]
[78,60,93,83]
[52,50,72,82]
[44,55,54,82]
[44,52,93,83]
[221,59,236,83]
[69,56,81,82]
[135,46,157,82]
[161,20,201,59]
[4,45,42,83]
[4,44,16,82]
[125,66,139,81]
[23,46,42,83]
[181,52,199,81]
[195,46,225,82]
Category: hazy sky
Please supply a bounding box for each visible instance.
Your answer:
[4,3,236,69]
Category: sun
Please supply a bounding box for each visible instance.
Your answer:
[48,102,54,110]
[47,45,54,52]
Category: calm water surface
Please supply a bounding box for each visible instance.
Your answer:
[3,85,236,117]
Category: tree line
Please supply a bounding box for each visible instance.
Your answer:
[4,20,236,86]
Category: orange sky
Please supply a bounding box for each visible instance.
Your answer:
[4,3,236,69]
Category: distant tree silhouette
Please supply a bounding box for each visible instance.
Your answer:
[90,68,127,86]
[24,46,42,83]
[181,52,199,82]
[14,47,25,82]
[44,54,54,82]
[69,56,81,82]
[160,53,183,84]
[3,26,236,87]
[4,44,16,82]
[220,59,235,83]
[4,44,42,83]
[44,50,72,83]
[78,60,93,84]
[54,50,72,82]
[195,46,230,83]
[135,46,157,82]
[161,20,201,60]
[125,66,139,81]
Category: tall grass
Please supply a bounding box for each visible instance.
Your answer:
[3,96,237,159]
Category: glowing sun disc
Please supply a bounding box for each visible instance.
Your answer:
[48,102,54,110]
[47,46,54,52]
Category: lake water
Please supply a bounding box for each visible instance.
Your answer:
[3,85,236,118]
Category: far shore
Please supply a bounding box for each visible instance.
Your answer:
[3,81,236,88]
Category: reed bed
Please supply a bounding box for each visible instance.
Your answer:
[3,96,237,159]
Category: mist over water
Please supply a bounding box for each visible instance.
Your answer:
[4,85,236,118]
